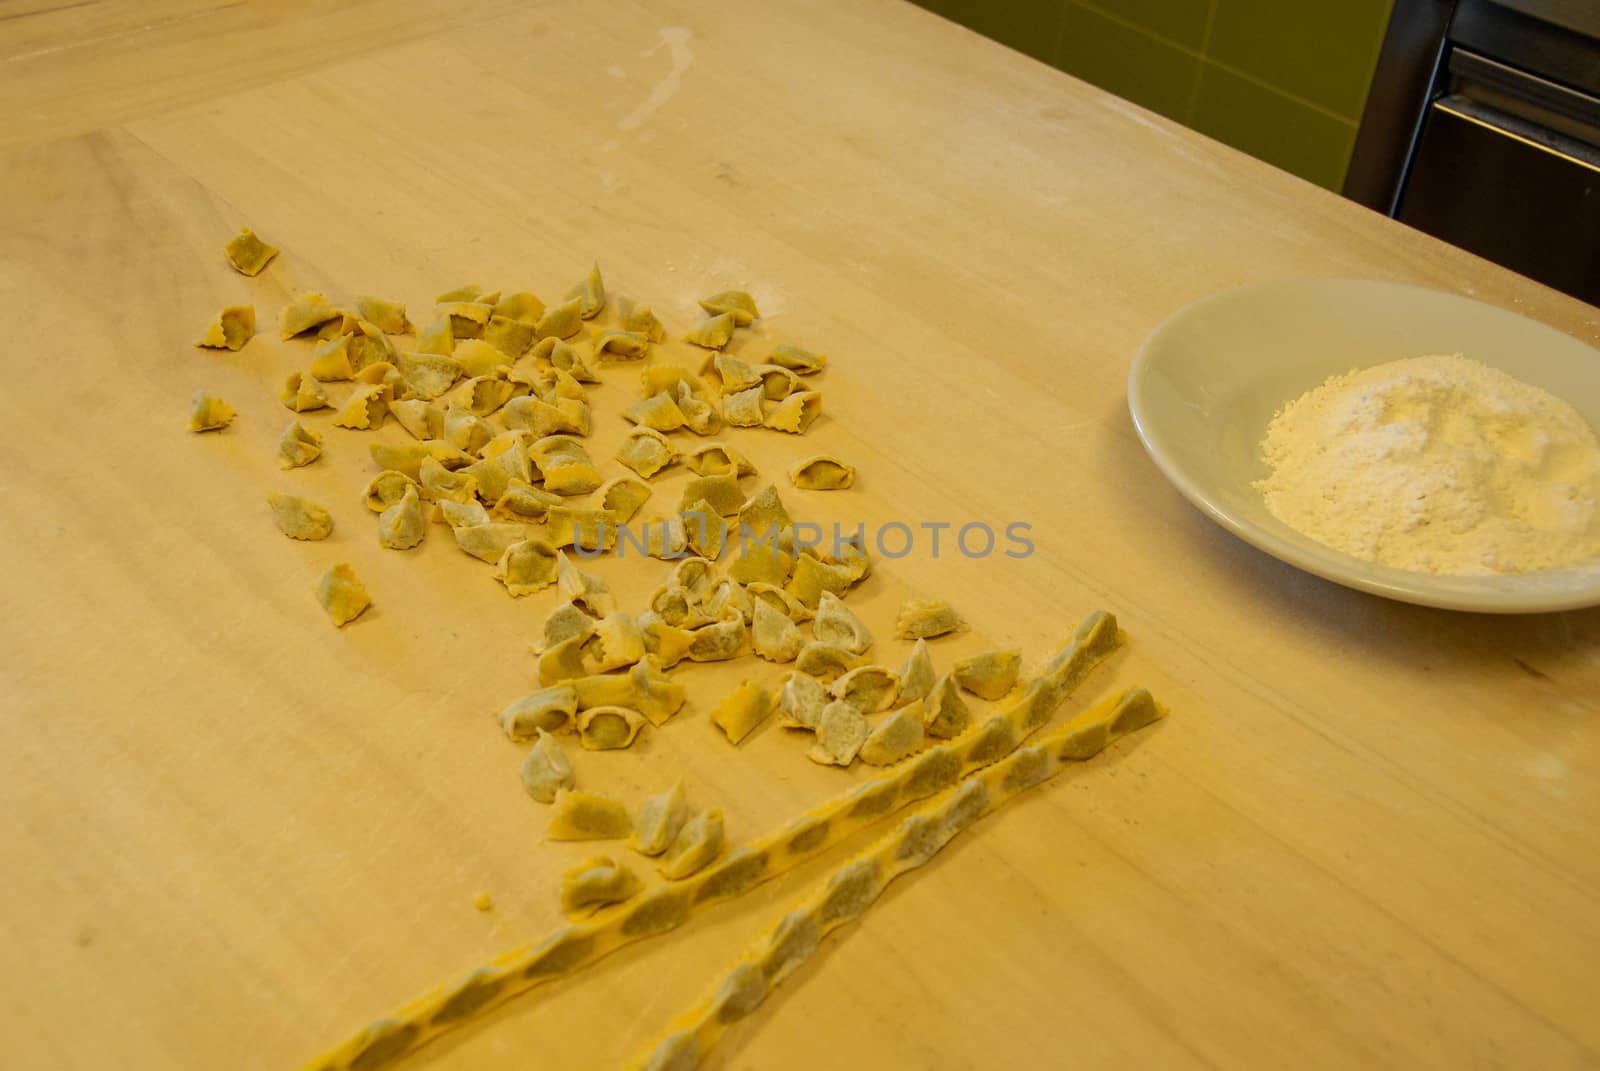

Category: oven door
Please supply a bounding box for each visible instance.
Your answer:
[1396,50,1600,304]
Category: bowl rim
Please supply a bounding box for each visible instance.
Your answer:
[1126,277,1600,614]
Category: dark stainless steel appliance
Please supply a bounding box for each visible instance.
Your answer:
[1346,0,1600,304]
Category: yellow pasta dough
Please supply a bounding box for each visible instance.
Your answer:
[678,473,746,516]
[495,480,564,521]
[548,789,633,842]
[435,284,485,303]
[399,352,461,400]
[519,729,574,804]
[623,391,687,432]
[195,304,255,351]
[317,562,371,627]
[436,300,493,340]
[721,384,765,427]
[793,641,862,683]
[534,337,599,382]
[830,665,899,713]
[279,291,339,339]
[223,226,278,276]
[556,551,618,617]
[952,648,1023,701]
[597,476,652,524]
[684,311,736,349]
[785,555,853,609]
[681,501,726,560]
[631,780,688,857]
[546,506,616,553]
[659,809,724,880]
[493,291,546,324]
[418,457,478,505]
[675,382,723,436]
[755,364,801,400]
[752,599,805,663]
[561,856,643,919]
[377,486,426,550]
[593,330,649,361]
[711,680,772,745]
[355,295,411,335]
[898,639,935,704]
[738,484,793,538]
[453,522,530,565]
[308,335,355,381]
[483,314,535,360]
[698,290,759,326]
[267,492,333,541]
[577,706,647,750]
[789,455,854,490]
[188,391,236,432]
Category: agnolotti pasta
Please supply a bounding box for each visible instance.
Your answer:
[684,442,756,477]
[953,648,1023,701]
[377,486,426,550]
[484,314,535,360]
[277,420,322,469]
[706,353,762,394]
[624,391,687,433]
[898,639,935,704]
[531,437,603,496]
[763,390,822,434]
[556,551,617,617]
[195,304,255,351]
[678,473,745,517]
[813,591,872,654]
[546,506,616,553]
[519,729,574,804]
[496,479,564,521]
[778,671,828,730]
[567,262,606,319]
[495,538,559,596]
[307,335,355,381]
[618,294,666,341]
[280,371,330,413]
[711,680,772,745]
[398,352,461,401]
[548,789,633,841]
[593,330,649,361]
[738,484,793,537]
[858,702,925,766]
[414,317,455,356]
[419,457,478,505]
[789,455,854,490]
[436,300,493,340]
[279,291,339,338]
[755,364,801,400]
[720,384,765,427]
[317,562,371,627]
[355,294,411,335]
[830,665,899,714]
[596,476,652,524]
[188,391,236,432]
[560,856,643,919]
[532,337,598,383]
[631,780,688,857]
[267,492,333,541]
[765,342,827,374]
[793,641,862,683]
[698,290,759,326]
[684,311,736,350]
[535,297,584,340]
[454,522,531,565]
[363,470,417,512]
[658,808,724,880]
[638,610,696,666]
[498,685,579,742]
[786,555,853,609]
[676,382,722,436]
[334,382,392,430]
[439,499,490,528]
[807,700,868,767]
[894,598,964,640]
[922,675,970,739]
[681,500,726,560]
[223,226,277,276]
[747,581,812,623]
[493,291,546,325]
[616,426,678,479]
[577,706,647,750]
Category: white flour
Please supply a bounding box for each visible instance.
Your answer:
[1255,354,1600,575]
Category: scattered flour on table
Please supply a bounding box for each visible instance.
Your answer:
[1254,354,1600,575]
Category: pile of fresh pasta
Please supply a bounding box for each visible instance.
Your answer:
[189,228,1167,1071]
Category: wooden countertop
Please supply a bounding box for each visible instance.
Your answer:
[4,2,1598,1068]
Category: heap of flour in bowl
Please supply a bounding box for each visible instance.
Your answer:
[1255,353,1600,575]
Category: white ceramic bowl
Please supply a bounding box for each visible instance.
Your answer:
[1127,277,1600,613]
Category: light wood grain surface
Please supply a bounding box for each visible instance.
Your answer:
[3,1,1598,1069]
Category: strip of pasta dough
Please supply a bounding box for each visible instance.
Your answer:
[629,686,1167,1071]
[297,610,1122,1071]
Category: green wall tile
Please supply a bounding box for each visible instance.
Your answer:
[1054,3,1200,122]
[1077,0,1213,50]
[1206,0,1393,119]
[1190,62,1358,188]
[926,0,1070,63]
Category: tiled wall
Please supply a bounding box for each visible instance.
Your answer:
[914,0,1395,191]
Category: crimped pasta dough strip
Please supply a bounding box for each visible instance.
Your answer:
[298,611,1122,1071]
[630,685,1167,1071]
